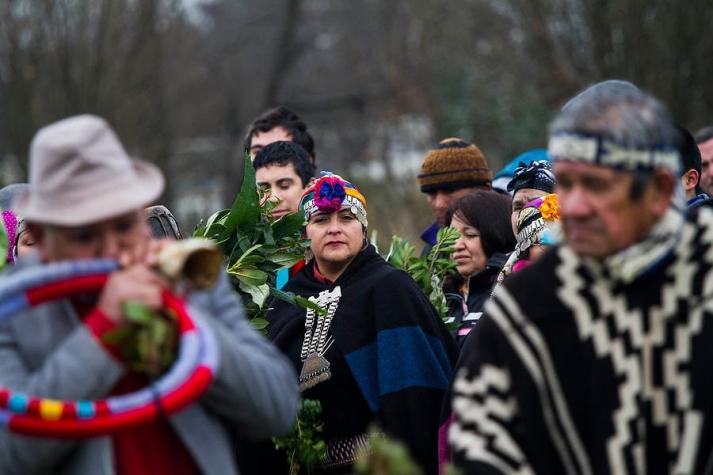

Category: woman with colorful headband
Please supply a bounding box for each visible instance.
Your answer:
[267,172,458,473]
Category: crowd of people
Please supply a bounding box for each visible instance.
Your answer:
[1,79,713,475]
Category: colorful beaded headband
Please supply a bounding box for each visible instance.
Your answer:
[299,173,368,227]
[0,259,218,438]
[548,132,680,174]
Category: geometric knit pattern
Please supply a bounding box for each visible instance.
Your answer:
[450,208,713,475]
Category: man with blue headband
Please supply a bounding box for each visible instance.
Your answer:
[450,81,713,474]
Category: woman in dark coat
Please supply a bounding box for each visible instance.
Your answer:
[444,190,516,346]
[267,173,459,474]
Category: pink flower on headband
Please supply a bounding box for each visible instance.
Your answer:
[314,176,346,213]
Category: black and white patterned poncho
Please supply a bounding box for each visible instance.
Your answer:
[449,208,713,474]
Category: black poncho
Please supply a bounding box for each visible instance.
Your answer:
[269,245,459,473]
[449,208,713,474]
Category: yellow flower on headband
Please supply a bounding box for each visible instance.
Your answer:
[540,194,560,221]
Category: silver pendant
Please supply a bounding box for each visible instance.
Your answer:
[299,353,332,391]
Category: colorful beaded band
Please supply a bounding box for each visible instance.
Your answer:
[0,259,218,438]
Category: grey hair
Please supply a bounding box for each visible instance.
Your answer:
[550,80,681,150]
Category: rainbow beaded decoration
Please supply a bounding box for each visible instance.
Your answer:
[0,259,219,438]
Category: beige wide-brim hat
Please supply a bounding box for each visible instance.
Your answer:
[14,114,164,227]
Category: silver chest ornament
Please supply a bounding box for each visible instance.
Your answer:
[299,286,342,391]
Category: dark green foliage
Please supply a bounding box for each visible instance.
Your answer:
[194,153,317,329]
[384,226,459,322]
[102,301,178,377]
[354,425,424,475]
[273,399,327,475]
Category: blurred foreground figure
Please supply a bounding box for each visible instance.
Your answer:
[0,115,298,474]
[450,81,713,474]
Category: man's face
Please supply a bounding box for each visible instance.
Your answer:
[249,126,293,160]
[256,163,307,218]
[425,187,478,227]
[33,210,151,262]
[554,161,666,260]
[698,138,713,195]
[511,187,549,236]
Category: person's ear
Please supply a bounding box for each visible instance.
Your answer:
[682,169,700,192]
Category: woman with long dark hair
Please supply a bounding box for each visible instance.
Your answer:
[445,190,516,345]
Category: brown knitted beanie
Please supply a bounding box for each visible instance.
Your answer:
[418,138,492,192]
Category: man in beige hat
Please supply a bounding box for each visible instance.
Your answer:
[1,115,298,474]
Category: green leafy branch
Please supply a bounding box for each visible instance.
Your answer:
[194,154,318,331]
[384,227,459,322]
[102,301,178,378]
[273,399,327,475]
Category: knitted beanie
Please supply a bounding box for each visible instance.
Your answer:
[418,138,492,193]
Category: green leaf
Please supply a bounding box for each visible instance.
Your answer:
[272,212,306,240]
[270,288,327,316]
[231,267,268,286]
[121,301,156,324]
[267,252,304,268]
[250,317,269,331]
[224,153,260,234]
[239,281,271,307]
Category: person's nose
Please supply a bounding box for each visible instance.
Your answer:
[559,186,591,219]
[326,215,342,234]
[434,191,450,210]
[453,235,466,251]
[101,231,122,259]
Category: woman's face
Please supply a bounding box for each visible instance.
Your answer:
[511,188,549,236]
[306,207,364,272]
[450,213,488,278]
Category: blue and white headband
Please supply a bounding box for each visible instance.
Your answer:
[548,133,680,175]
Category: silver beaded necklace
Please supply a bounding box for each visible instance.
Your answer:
[299,286,342,391]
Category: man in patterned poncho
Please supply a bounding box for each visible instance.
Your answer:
[449,81,713,474]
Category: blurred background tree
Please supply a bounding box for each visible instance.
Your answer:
[2,0,712,247]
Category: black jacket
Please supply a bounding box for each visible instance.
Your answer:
[444,252,508,347]
[267,245,459,474]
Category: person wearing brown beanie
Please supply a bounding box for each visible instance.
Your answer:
[417,138,492,253]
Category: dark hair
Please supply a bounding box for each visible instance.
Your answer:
[447,190,516,257]
[253,141,315,187]
[244,106,315,159]
[678,126,701,176]
[694,126,713,145]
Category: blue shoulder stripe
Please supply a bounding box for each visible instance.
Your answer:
[344,326,452,412]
